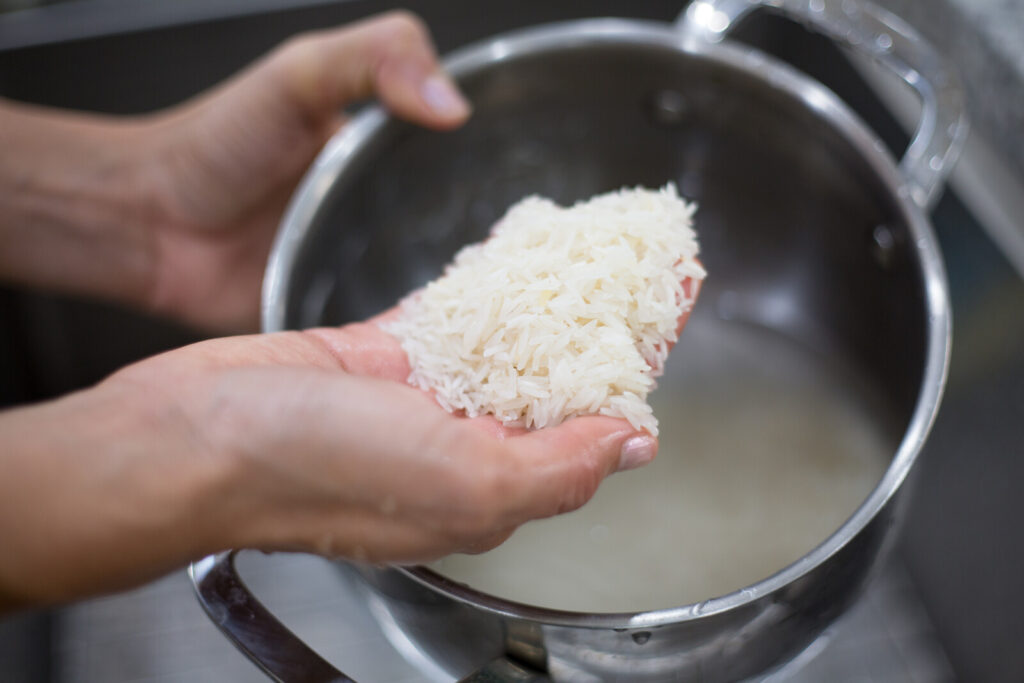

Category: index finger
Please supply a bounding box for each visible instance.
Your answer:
[499,416,657,523]
[272,11,470,130]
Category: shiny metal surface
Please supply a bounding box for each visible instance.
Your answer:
[199,2,961,681]
[191,552,553,682]
[680,0,968,209]
[190,552,352,683]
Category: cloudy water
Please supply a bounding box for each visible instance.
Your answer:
[431,318,894,613]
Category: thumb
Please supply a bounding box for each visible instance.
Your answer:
[272,11,470,129]
[503,417,658,522]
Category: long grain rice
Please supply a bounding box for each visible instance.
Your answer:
[381,184,705,436]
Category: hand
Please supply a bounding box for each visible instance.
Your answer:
[0,313,664,610]
[138,12,470,331]
[0,11,468,332]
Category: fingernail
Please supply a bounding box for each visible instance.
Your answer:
[420,74,470,118]
[617,435,657,472]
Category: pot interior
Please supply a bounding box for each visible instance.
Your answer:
[280,37,930,612]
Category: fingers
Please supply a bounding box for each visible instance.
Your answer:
[272,11,470,130]
[501,417,656,521]
[677,274,703,338]
[463,526,517,555]
[303,322,410,381]
[658,274,703,359]
[201,361,653,565]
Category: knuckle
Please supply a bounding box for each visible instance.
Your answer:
[426,426,524,542]
[463,527,516,555]
[268,33,329,93]
[437,516,485,550]
[473,450,520,513]
[446,459,513,537]
[453,477,503,535]
[377,10,430,43]
[562,460,604,513]
[277,32,321,63]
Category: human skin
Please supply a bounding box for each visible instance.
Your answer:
[0,11,471,332]
[0,11,692,613]
[0,315,666,611]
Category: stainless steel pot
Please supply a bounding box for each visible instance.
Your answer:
[192,1,967,680]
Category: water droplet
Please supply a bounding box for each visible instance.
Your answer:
[871,224,897,269]
[589,524,610,542]
[650,90,689,126]
[632,631,652,645]
[716,290,739,320]
[744,52,765,69]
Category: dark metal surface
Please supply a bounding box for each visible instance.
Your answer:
[680,0,968,210]
[0,1,1019,681]
[460,658,550,683]
[248,3,954,680]
[190,552,352,683]
[192,551,555,683]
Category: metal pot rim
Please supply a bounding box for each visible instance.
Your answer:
[262,17,951,630]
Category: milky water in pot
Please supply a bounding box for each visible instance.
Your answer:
[430,315,893,613]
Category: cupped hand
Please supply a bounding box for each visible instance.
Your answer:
[126,316,657,562]
[0,316,663,609]
[137,11,469,332]
[0,267,702,610]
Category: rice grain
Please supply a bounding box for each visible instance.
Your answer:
[381,184,705,436]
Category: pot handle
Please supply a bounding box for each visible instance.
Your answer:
[677,0,968,209]
[190,551,353,683]
[190,552,549,682]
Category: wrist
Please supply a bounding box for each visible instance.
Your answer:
[0,378,233,608]
[0,99,158,310]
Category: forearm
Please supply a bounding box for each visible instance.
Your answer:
[0,381,231,611]
[0,99,157,308]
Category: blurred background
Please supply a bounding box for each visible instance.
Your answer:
[1,1,1022,681]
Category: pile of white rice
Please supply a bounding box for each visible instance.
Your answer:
[381,184,705,435]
